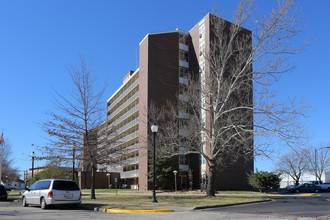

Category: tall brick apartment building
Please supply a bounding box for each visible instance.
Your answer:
[97,13,254,191]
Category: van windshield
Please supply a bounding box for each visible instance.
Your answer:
[53,181,80,191]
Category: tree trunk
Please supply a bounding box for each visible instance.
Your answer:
[206,164,216,196]
[90,164,96,199]
[295,180,299,186]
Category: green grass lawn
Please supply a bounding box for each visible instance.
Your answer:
[81,189,138,193]
[81,193,266,209]
[8,190,22,196]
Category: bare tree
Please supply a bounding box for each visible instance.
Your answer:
[0,138,20,183]
[276,147,310,186]
[198,0,309,196]
[308,145,330,181]
[39,56,108,199]
[148,0,309,197]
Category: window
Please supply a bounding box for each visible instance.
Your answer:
[199,62,205,73]
[202,97,206,108]
[201,79,205,90]
[179,84,187,95]
[53,180,80,191]
[179,50,189,62]
[35,181,51,190]
[179,119,188,127]
[179,67,189,79]
[180,137,187,143]
[179,154,189,165]
[199,43,205,56]
[29,182,38,190]
[179,34,188,45]
[199,24,205,38]
[201,155,206,165]
[179,103,189,113]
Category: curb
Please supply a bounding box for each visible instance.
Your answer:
[266,193,313,197]
[193,198,272,210]
[103,208,172,213]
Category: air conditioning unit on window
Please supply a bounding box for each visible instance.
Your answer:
[199,51,203,56]
[199,34,202,38]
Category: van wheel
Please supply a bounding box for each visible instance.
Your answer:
[296,189,300,193]
[22,197,28,207]
[315,189,319,193]
[40,198,47,209]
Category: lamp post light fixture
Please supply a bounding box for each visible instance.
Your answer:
[106,173,111,190]
[72,144,77,181]
[31,151,36,178]
[150,123,158,203]
[173,170,178,193]
[314,146,330,181]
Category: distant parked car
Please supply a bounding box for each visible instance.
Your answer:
[22,179,82,209]
[288,183,321,193]
[0,185,8,200]
[307,181,330,192]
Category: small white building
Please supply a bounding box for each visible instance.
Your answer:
[280,172,330,188]
[2,179,25,190]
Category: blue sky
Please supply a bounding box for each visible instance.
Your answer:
[0,0,329,179]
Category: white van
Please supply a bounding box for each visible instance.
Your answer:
[22,179,82,209]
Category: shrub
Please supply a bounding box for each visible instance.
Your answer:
[248,170,282,192]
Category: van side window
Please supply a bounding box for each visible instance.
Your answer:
[29,182,38,190]
[35,181,51,190]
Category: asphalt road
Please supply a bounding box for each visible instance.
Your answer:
[202,193,330,219]
[0,193,329,220]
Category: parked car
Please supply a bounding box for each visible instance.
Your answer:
[22,179,82,209]
[307,181,330,192]
[0,185,8,200]
[288,183,322,193]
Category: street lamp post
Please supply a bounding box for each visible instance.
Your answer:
[315,146,330,181]
[106,173,111,190]
[173,170,178,193]
[72,144,76,181]
[151,123,158,203]
[31,152,36,179]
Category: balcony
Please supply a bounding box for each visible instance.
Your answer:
[121,170,139,179]
[179,94,188,102]
[109,146,138,160]
[110,105,139,128]
[114,119,138,136]
[179,43,189,51]
[179,77,188,85]
[108,79,139,110]
[179,164,189,171]
[179,112,189,119]
[109,130,138,145]
[108,93,139,120]
[179,60,189,68]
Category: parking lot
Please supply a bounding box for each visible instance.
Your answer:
[203,193,330,219]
